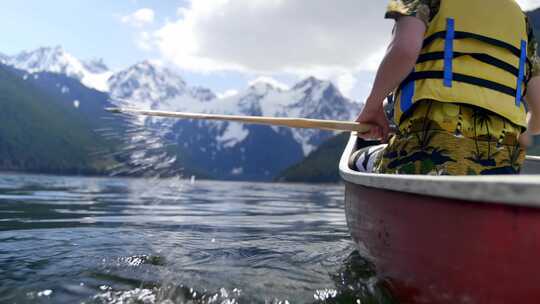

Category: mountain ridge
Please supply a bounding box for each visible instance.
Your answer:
[1,46,361,181]
[5,46,112,91]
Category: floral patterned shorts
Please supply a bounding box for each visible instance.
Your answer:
[372,101,526,175]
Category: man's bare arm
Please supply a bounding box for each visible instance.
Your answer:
[366,16,426,103]
[520,77,540,146]
[525,77,540,134]
[355,16,426,140]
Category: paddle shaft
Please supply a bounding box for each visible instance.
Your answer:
[106,107,373,133]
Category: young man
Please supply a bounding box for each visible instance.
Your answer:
[355,0,540,175]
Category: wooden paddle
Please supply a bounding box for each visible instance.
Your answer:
[105,107,373,133]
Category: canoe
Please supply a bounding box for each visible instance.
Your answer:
[339,133,540,304]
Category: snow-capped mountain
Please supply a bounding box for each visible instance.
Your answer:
[207,77,359,154]
[107,60,359,155]
[4,46,112,91]
[0,53,7,64]
[102,59,360,179]
[5,45,362,180]
[108,61,197,110]
[83,58,109,74]
[190,86,216,102]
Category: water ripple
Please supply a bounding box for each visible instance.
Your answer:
[0,173,390,303]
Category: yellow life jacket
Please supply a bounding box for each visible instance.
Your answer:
[393,0,530,128]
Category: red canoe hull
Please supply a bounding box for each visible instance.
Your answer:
[345,181,540,304]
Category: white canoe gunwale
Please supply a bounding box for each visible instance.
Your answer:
[339,133,540,208]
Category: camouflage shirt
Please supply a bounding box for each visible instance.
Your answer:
[385,0,540,77]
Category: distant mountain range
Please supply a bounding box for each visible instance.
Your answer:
[0,46,361,180]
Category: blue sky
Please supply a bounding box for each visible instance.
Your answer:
[0,1,289,96]
[2,0,538,100]
[1,0,266,95]
[0,0,389,99]
[2,1,179,67]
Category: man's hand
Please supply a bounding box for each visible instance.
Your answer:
[355,101,390,141]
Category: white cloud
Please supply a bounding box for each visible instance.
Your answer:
[361,47,387,72]
[516,0,540,10]
[217,89,239,99]
[336,73,358,98]
[147,0,392,75]
[135,31,153,51]
[248,76,289,90]
[122,8,155,28]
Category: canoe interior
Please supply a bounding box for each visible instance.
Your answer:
[523,155,540,174]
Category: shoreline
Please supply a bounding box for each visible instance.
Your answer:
[0,170,343,186]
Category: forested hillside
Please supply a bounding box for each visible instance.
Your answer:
[0,64,119,174]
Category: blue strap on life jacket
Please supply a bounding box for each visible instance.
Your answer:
[400,70,416,113]
[399,18,452,114]
[443,18,455,88]
[516,39,527,107]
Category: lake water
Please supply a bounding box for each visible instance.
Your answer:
[0,173,393,304]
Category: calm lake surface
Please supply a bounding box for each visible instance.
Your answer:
[0,173,392,304]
